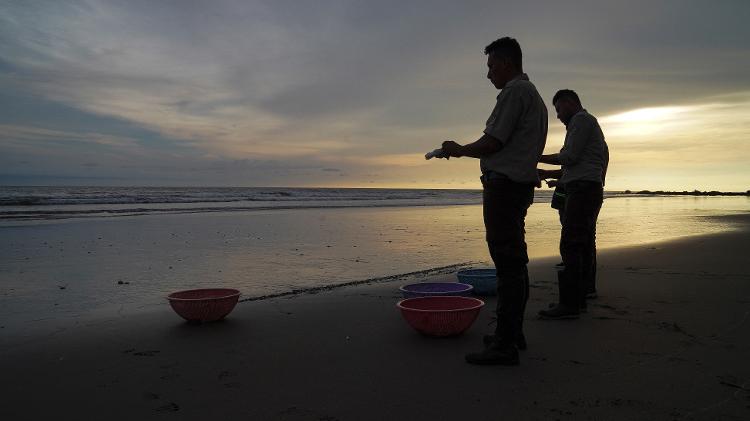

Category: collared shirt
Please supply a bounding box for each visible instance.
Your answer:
[480,73,548,185]
[558,109,609,185]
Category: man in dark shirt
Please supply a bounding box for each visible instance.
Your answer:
[538,89,609,319]
[439,37,547,365]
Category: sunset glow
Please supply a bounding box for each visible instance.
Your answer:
[1,1,748,191]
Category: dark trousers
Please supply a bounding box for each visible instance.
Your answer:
[482,177,534,344]
[559,180,603,307]
[556,194,598,295]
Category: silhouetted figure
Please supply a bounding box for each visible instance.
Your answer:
[439,37,547,365]
[538,89,609,319]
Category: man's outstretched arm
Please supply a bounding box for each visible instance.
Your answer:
[539,153,560,165]
[441,133,503,159]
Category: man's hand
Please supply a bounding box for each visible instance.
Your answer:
[441,140,463,158]
[538,168,559,188]
[538,167,563,182]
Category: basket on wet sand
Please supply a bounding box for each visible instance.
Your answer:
[396,296,485,337]
[456,268,497,296]
[167,288,241,322]
[399,282,473,298]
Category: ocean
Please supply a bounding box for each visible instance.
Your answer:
[0,186,489,221]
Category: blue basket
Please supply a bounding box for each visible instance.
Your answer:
[456,268,497,296]
[399,282,473,299]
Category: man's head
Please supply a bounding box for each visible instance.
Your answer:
[484,37,523,89]
[552,89,583,126]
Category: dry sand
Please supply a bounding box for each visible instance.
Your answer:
[1,214,749,420]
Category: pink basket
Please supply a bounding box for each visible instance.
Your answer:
[396,296,485,337]
[167,288,241,322]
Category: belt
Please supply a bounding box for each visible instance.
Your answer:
[480,171,510,184]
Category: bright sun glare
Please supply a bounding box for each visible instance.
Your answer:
[603,106,689,124]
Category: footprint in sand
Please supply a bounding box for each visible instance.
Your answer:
[223,382,242,389]
[142,392,160,400]
[132,350,161,357]
[278,407,340,421]
[218,370,241,388]
[154,402,180,412]
[613,309,629,315]
[658,322,695,338]
[159,373,181,381]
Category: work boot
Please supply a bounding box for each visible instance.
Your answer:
[465,341,519,366]
[483,333,527,350]
[538,304,580,319]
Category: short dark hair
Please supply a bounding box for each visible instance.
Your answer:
[484,37,522,69]
[552,89,581,106]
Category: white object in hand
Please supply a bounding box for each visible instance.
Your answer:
[425,148,446,160]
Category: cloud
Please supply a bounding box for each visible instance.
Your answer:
[0,124,146,153]
[1,1,749,188]
[601,92,750,159]
[598,93,750,190]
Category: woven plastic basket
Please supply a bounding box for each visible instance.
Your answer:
[456,268,497,296]
[399,282,473,299]
[396,296,484,337]
[167,288,241,322]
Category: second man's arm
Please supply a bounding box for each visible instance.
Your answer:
[538,167,563,180]
[539,153,561,165]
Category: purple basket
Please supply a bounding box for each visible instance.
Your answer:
[399,282,474,299]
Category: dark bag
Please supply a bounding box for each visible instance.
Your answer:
[551,185,566,210]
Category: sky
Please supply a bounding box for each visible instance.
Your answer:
[1,0,749,191]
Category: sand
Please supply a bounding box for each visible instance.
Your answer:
[1,214,749,420]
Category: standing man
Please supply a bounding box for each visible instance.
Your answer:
[538,89,609,319]
[439,37,547,365]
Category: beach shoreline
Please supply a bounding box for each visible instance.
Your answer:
[2,214,749,420]
[2,196,747,340]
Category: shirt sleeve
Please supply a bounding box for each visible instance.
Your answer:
[483,88,522,145]
[601,141,610,186]
[558,114,593,166]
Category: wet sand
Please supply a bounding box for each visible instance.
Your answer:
[2,196,746,333]
[1,214,749,420]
